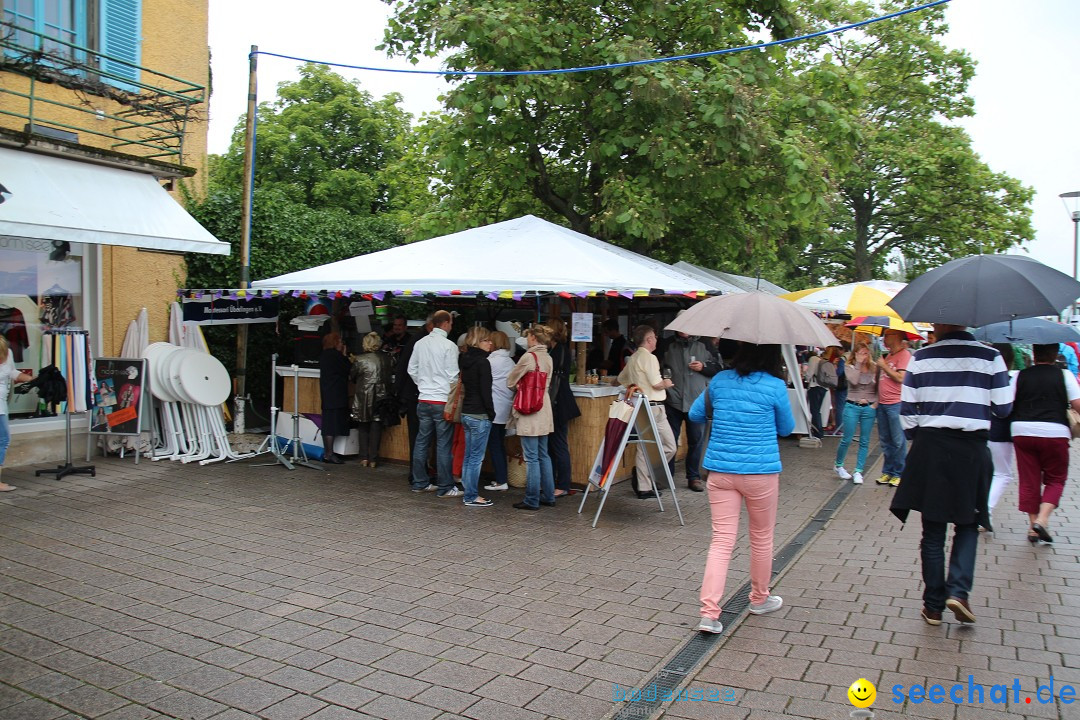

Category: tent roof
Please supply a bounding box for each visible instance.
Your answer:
[252,215,722,295]
[672,261,789,296]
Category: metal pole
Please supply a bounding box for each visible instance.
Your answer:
[1071,215,1080,322]
[235,45,258,434]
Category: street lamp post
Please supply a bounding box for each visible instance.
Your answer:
[1061,191,1080,322]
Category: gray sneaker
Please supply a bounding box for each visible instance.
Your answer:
[748,595,783,615]
[438,487,463,498]
[697,617,723,634]
[411,483,438,493]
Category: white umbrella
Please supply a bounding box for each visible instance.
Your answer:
[781,280,907,318]
[667,292,840,347]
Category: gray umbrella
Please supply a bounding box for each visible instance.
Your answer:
[667,291,840,347]
[972,317,1080,344]
[887,254,1080,327]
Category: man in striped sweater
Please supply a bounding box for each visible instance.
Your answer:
[890,323,1013,627]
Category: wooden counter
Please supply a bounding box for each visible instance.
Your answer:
[281,370,683,486]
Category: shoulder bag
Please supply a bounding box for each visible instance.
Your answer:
[513,353,548,415]
[443,379,464,423]
[1063,370,1080,439]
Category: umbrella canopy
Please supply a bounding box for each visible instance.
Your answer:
[782,280,907,318]
[888,254,1080,327]
[666,292,839,347]
[972,317,1080,345]
[845,316,926,340]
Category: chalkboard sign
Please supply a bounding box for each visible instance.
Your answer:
[89,358,146,436]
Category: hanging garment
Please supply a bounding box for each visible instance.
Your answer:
[0,306,29,362]
[40,290,76,328]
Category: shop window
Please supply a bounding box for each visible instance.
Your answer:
[2,0,141,91]
[0,236,84,419]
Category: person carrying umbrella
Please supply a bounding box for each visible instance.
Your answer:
[889,323,1013,626]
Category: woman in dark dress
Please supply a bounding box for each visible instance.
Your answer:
[547,318,581,497]
[319,332,352,464]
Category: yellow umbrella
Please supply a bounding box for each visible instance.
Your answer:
[844,316,928,340]
[782,280,908,319]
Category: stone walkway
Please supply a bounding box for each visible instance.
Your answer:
[0,435,1076,719]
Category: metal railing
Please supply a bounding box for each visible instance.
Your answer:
[0,22,205,163]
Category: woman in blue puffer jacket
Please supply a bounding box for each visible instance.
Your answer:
[688,343,795,634]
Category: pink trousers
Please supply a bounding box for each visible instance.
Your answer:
[700,471,779,619]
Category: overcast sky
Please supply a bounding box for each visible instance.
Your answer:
[207,0,1080,277]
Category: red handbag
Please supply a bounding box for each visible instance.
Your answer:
[513,353,548,415]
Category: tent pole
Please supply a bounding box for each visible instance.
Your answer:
[235,44,258,434]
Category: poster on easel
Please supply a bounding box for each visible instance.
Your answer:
[89,358,146,436]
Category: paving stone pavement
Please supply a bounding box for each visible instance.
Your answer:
[0,435,1076,720]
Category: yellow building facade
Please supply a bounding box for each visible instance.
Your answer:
[1,0,226,465]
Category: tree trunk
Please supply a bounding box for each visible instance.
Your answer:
[851,192,874,281]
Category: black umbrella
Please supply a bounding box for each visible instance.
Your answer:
[972,317,1080,344]
[887,254,1080,327]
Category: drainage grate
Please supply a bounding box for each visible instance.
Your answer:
[610,444,883,720]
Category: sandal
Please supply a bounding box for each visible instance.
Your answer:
[0,482,16,492]
[1032,523,1053,543]
[1027,531,1040,544]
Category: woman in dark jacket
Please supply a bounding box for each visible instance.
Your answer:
[547,318,581,497]
[319,332,352,464]
[350,332,393,467]
[459,327,496,507]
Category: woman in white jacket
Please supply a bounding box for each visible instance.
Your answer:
[484,331,517,491]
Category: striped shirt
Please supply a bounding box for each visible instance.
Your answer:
[900,332,1013,435]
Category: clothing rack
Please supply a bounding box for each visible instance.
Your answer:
[35,329,96,480]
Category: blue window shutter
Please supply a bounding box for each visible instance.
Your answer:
[99,0,141,91]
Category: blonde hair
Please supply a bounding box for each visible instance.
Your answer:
[490,330,510,351]
[0,336,8,365]
[464,326,492,348]
[527,324,553,347]
[362,332,383,353]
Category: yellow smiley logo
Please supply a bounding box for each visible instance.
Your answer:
[847,678,876,708]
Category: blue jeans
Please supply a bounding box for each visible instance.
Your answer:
[833,388,848,432]
[807,386,827,438]
[877,402,906,477]
[549,420,572,492]
[920,519,979,612]
[411,402,454,492]
[461,415,492,503]
[0,413,9,466]
[835,403,876,473]
[487,423,507,485]
[520,434,554,507]
[666,406,705,482]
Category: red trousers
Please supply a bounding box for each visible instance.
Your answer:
[1013,435,1069,513]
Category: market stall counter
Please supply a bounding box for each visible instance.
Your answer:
[275,367,653,486]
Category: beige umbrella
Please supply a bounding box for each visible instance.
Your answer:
[667,292,840,347]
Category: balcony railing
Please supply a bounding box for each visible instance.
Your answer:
[0,22,205,164]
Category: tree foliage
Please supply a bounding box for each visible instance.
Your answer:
[783,0,1033,284]
[380,0,852,270]
[213,64,426,220]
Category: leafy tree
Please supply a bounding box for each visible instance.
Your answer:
[380,0,851,269]
[214,63,426,219]
[785,0,1033,283]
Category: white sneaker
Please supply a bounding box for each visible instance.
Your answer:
[834,466,852,480]
[411,483,438,493]
[697,617,723,634]
[748,595,783,615]
[438,487,463,498]
[484,482,508,491]
[852,472,863,485]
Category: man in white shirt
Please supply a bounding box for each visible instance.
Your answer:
[407,310,460,497]
[618,325,677,499]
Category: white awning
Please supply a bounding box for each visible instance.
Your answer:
[0,148,230,255]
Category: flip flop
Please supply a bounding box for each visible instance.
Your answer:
[0,483,17,492]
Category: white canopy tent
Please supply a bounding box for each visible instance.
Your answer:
[252,215,722,295]
[672,261,789,296]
